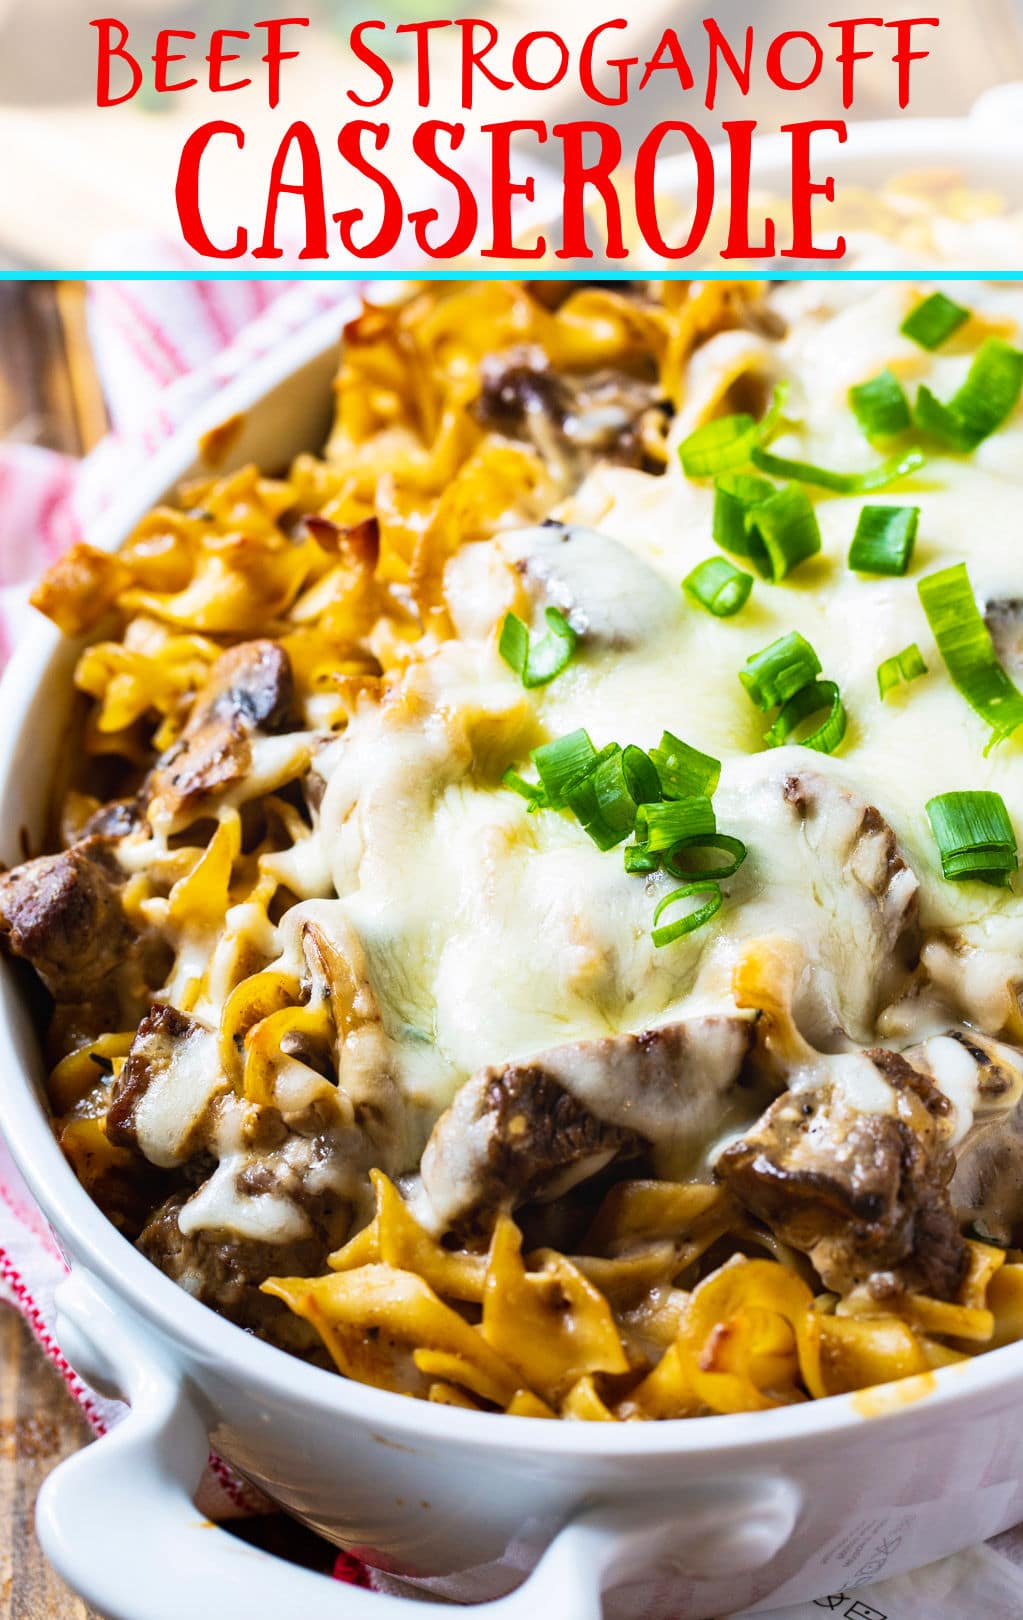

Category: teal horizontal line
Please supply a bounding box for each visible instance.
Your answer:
[0,267,1020,281]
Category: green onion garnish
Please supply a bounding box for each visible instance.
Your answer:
[649,731,720,799]
[848,505,920,576]
[624,843,660,874]
[739,632,822,711]
[565,769,630,851]
[713,473,776,555]
[502,767,546,810]
[914,338,1023,451]
[849,369,911,440]
[683,556,753,617]
[664,833,747,882]
[751,444,925,495]
[531,729,598,806]
[579,744,661,846]
[678,383,787,478]
[763,679,847,754]
[918,563,1023,751]
[901,292,971,351]
[636,797,716,855]
[925,791,1018,888]
[651,882,723,947]
[499,607,577,689]
[877,643,928,700]
[713,476,821,582]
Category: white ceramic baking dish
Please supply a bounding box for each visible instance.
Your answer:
[4,90,1023,1620]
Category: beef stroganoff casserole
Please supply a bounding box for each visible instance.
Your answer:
[10,278,1023,1425]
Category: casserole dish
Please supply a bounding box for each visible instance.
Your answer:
[7,95,1023,1620]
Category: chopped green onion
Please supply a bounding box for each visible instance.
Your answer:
[649,731,720,799]
[683,556,753,617]
[849,369,911,440]
[740,632,822,711]
[914,338,1023,451]
[714,475,821,582]
[531,729,598,807]
[918,563,1023,751]
[583,744,661,843]
[877,643,928,700]
[763,679,847,754]
[848,505,920,576]
[901,292,971,351]
[499,607,577,689]
[624,842,660,874]
[566,770,629,850]
[678,383,788,478]
[636,797,716,854]
[651,882,723,947]
[925,791,1018,888]
[664,833,748,882]
[751,444,926,495]
[713,473,776,556]
[502,767,546,810]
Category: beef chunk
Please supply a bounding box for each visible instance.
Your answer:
[138,1194,328,1352]
[415,1016,756,1239]
[145,640,294,817]
[0,836,132,1000]
[81,798,142,840]
[475,347,670,477]
[106,1002,205,1154]
[718,1048,968,1301]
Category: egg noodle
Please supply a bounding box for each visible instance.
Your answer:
[14,274,1023,1420]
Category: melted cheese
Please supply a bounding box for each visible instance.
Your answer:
[310,276,1023,1145]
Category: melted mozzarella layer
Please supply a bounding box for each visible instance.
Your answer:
[313,278,1023,1135]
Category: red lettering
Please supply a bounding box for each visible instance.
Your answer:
[480,120,548,259]
[720,121,775,258]
[206,30,251,95]
[334,122,402,257]
[459,19,513,107]
[254,17,309,110]
[91,17,142,106]
[409,122,477,257]
[580,20,636,107]
[638,29,695,94]
[253,120,327,259]
[394,18,451,107]
[153,29,197,94]
[704,19,753,109]
[175,122,246,258]
[781,120,847,260]
[512,31,569,92]
[634,122,714,259]
[555,121,625,260]
[885,17,939,109]
[829,17,882,110]
[348,20,394,107]
[766,30,823,91]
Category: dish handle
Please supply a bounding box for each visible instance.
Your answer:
[37,1269,801,1620]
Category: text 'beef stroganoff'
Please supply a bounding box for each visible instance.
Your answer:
[10,278,1023,1420]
